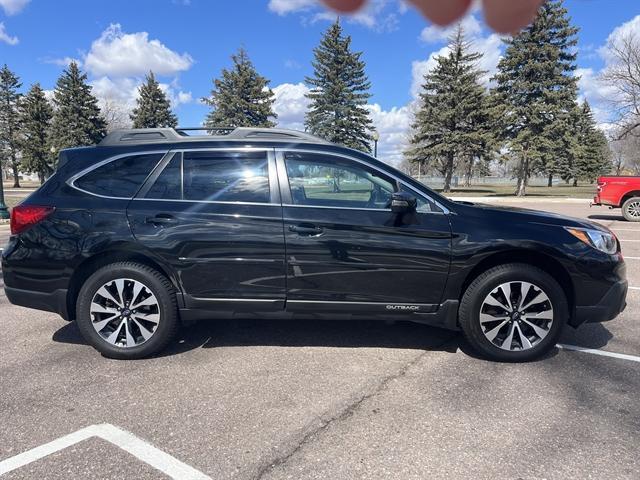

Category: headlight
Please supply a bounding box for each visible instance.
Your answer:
[565,227,618,254]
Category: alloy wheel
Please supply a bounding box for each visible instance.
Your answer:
[90,278,160,348]
[625,200,640,219]
[479,281,554,351]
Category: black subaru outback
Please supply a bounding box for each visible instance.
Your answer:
[2,127,628,361]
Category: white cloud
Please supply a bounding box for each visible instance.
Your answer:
[269,0,404,32]
[0,0,30,15]
[268,0,315,15]
[273,82,311,131]
[366,103,413,164]
[0,22,18,45]
[419,15,482,43]
[272,82,411,165]
[83,24,193,77]
[599,15,640,62]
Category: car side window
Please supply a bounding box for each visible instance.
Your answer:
[400,184,439,213]
[284,152,396,209]
[145,150,271,203]
[146,154,181,200]
[75,153,164,198]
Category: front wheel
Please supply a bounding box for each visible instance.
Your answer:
[459,264,568,362]
[76,262,179,359]
[622,197,640,222]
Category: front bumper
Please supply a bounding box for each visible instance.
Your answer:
[572,280,628,326]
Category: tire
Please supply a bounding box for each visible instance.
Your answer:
[459,263,568,362]
[622,197,640,222]
[76,262,179,359]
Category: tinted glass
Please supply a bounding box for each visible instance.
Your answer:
[285,153,396,209]
[146,154,181,200]
[183,151,270,203]
[400,184,437,213]
[76,153,163,198]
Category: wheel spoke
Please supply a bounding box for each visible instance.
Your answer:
[520,290,543,311]
[501,323,516,350]
[522,319,550,339]
[131,295,158,310]
[123,320,136,347]
[484,320,510,342]
[93,314,120,331]
[132,318,155,341]
[106,321,124,345]
[114,279,126,306]
[90,304,119,315]
[96,286,123,308]
[131,281,145,307]
[480,313,509,324]
[133,312,159,325]
[514,323,532,349]
[524,310,553,321]
[483,294,512,312]
[499,283,513,310]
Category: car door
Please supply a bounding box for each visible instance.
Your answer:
[127,147,286,311]
[276,149,452,314]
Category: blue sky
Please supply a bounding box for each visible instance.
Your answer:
[1,0,639,163]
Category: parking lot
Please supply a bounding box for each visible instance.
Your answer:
[0,200,638,480]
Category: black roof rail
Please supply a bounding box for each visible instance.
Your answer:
[98,127,330,146]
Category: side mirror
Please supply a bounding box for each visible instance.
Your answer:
[390,191,417,214]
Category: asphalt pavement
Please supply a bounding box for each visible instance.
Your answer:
[0,200,638,480]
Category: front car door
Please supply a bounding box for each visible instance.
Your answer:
[127,147,286,312]
[276,149,452,315]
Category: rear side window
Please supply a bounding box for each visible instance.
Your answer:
[75,153,164,198]
[145,151,271,203]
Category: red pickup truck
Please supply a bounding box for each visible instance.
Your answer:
[592,176,640,222]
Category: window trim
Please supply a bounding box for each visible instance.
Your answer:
[67,150,170,200]
[134,147,279,206]
[276,148,450,215]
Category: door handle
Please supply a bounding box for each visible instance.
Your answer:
[289,224,324,236]
[146,214,178,226]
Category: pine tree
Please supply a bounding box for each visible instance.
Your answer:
[493,0,579,196]
[130,72,178,129]
[49,62,106,153]
[203,48,276,128]
[407,26,495,192]
[573,101,611,183]
[0,64,23,188]
[305,20,373,153]
[19,83,53,184]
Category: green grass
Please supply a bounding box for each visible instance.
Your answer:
[435,184,597,198]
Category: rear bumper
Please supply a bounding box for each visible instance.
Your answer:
[573,280,628,326]
[4,286,71,320]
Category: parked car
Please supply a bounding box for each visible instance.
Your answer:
[2,128,628,361]
[592,175,640,222]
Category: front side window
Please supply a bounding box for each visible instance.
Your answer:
[145,150,271,203]
[75,153,164,198]
[285,152,396,209]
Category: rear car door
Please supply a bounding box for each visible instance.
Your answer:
[277,149,452,314]
[127,148,286,311]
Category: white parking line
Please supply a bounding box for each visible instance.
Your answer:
[0,424,211,479]
[625,256,640,260]
[557,344,640,363]
[629,286,640,291]
[612,229,640,232]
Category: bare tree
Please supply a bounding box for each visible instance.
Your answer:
[610,130,640,174]
[600,32,640,139]
[101,98,131,133]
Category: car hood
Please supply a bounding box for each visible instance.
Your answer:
[456,201,608,231]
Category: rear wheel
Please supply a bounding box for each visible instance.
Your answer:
[622,197,640,222]
[459,263,568,362]
[76,262,178,359]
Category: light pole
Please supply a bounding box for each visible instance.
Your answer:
[0,163,9,220]
[372,130,379,158]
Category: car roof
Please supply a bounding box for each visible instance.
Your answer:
[98,127,332,147]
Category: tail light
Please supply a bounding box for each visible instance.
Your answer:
[10,205,55,235]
